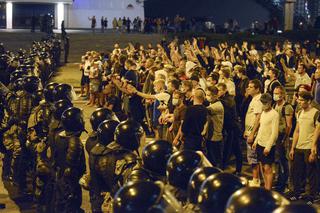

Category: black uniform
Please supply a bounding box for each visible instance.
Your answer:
[3,90,37,190]
[90,119,143,213]
[90,142,140,212]
[53,107,86,213]
[54,132,86,213]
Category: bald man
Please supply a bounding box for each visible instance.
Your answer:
[181,88,208,151]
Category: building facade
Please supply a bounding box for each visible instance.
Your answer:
[294,0,320,22]
[0,0,145,29]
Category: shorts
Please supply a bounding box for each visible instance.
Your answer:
[90,79,101,93]
[256,144,275,165]
[247,143,258,165]
[81,75,89,86]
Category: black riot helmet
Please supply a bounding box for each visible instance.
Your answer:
[273,203,317,213]
[53,99,73,120]
[126,169,154,183]
[53,83,73,102]
[12,77,24,92]
[61,107,85,133]
[225,187,289,213]
[10,70,25,83]
[23,76,40,94]
[114,119,144,151]
[97,119,119,145]
[113,181,182,213]
[198,172,245,213]
[187,167,222,204]
[44,82,58,103]
[90,108,114,131]
[166,150,202,191]
[142,140,173,176]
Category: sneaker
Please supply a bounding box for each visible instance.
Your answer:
[284,191,299,201]
[289,196,298,201]
[300,194,314,204]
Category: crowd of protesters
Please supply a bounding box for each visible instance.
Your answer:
[79,36,320,205]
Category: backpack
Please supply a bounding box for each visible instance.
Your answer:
[273,102,291,118]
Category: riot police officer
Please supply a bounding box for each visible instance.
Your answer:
[87,108,117,153]
[128,140,174,182]
[26,82,58,212]
[8,70,25,91]
[197,172,245,213]
[28,82,58,139]
[90,119,144,212]
[225,187,289,213]
[113,181,182,213]
[54,107,86,213]
[30,98,73,213]
[48,99,73,154]
[53,83,75,102]
[166,150,212,205]
[187,167,222,205]
[3,76,39,193]
[79,108,118,189]
[89,119,119,213]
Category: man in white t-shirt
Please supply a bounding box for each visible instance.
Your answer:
[288,91,320,203]
[244,79,263,187]
[253,93,279,190]
[293,62,311,89]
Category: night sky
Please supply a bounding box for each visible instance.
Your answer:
[145,0,270,27]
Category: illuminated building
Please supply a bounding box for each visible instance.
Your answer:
[0,0,145,29]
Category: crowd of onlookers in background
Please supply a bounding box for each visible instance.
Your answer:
[87,15,291,34]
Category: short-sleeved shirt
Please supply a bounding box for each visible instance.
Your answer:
[182,105,208,137]
[296,107,320,149]
[274,102,294,133]
[294,73,311,89]
[155,92,171,108]
[244,94,263,137]
[207,101,224,142]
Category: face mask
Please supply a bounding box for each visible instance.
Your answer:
[273,94,280,101]
[172,98,179,106]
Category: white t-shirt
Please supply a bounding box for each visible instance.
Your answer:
[155,92,171,108]
[244,93,263,137]
[254,109,279,150]
[207,101,224,142]
[296,107,320,149]
[84,60,91,76]
[294,73,311,89]
[219,79,236,96]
